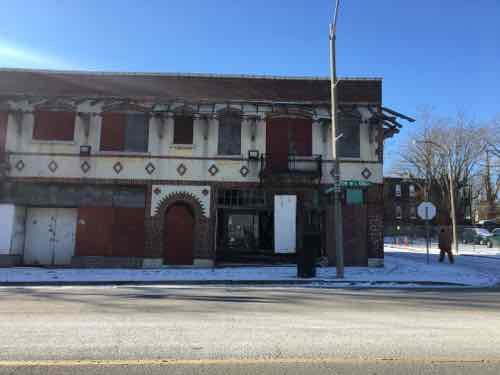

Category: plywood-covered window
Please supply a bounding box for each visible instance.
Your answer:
[33,110,75,141]
[100,112,148,152]
[409,184,416,198]
[336,115,360,158]
[395,204,403,219]
[0,111,7,153]
[218,111,241,155]
[173,115,194,144]
[75,207,145,257]
[409,204,417,219]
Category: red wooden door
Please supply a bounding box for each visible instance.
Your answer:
[164,204,194,265]
[291,118,312,156]
[266,118,289,171]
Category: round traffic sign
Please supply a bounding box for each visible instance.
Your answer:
[417,202,436,220]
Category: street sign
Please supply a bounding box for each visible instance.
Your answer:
[418,202,436,220]
[418,201,436,265]
[325,180,374,194]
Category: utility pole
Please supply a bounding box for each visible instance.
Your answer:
[330,0,344,278]
[447,154,459,255]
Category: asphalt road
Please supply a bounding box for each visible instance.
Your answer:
[0,285,499,374]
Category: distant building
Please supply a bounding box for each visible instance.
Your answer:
[476,200,500,223]
[384,176,472,236]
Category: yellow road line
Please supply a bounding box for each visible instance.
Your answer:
[0,357,499,367]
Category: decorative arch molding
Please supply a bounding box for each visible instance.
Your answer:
[154,191,207,219]
[266,107,313,120]
[151,185,211,218]
[101,101,151,114]
[34,99,76,112]
[216,107,243,119]
[148,184,213,262]
[171,104,196,116]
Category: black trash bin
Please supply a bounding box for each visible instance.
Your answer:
[297,234,317,278]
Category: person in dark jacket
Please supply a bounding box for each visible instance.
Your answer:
[438,226,454,263]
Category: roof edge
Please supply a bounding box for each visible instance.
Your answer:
[0,67,383,81]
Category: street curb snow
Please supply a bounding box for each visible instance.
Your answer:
[0,279,469,287]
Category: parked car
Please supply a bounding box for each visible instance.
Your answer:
[477,219,499,233]
[462,227,492,245]
[487,228,500,248]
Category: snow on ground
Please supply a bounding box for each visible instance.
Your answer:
[0,248,498,287]
[385,239,500,258]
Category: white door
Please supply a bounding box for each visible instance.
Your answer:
[274,195,297,253]
[24,208,77,266]
[53,209,77,265]
[24,208,55,265]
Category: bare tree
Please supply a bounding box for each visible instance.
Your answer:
[486,115,500,159]
[478,115,500,219]
[394,111,486,224]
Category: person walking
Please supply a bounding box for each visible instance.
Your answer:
[438,226,454,263]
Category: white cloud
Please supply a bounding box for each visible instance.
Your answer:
[0,39,76,69]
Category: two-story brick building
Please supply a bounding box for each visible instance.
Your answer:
[0,69,411,268]
[384,176,473,239]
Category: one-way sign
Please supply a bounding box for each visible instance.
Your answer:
[418,202,436,220]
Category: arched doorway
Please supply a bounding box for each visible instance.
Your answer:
[164,203,194,265]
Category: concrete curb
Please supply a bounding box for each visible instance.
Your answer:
[0,279,469,287]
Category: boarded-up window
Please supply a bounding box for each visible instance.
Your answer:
[336,115,360,158]
[33,110,75,141]
[75,207,145,257]
[395,184,402,197]
[125,113,149,152]
[409,184,416,197]
[100,113,125,151]
[288,118,312,156]
[173,116,194,144]
[218,112,241,155]
[395,205,403,219]
[409,204,417,218]
[100,113,148,152]
[0,111,7,154]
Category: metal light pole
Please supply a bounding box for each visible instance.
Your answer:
[330,0,344,278]
[415,140,459,255]
[446,155,459,255]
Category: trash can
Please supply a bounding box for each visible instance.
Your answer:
[297,234,317,278]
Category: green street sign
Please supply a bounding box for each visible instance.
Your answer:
[324,180,374,194]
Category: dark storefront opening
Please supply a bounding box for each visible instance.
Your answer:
[216,188,326,264]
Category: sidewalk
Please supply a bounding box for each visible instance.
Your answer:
[0,250,496,287]
[385,239,500,258]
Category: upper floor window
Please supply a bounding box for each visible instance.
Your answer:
[395,205,402,219]
[409,184,416,198]
[218,111,241,155]
[395,184,402,197]
[173,115,194,144]
[409,204,417,219]
[336,115,360,158]
[100,113,148,152]
[33,110,75,141]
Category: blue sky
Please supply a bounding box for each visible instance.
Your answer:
[0,0,498,170]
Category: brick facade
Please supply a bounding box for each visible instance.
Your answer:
[326,184,384,266]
